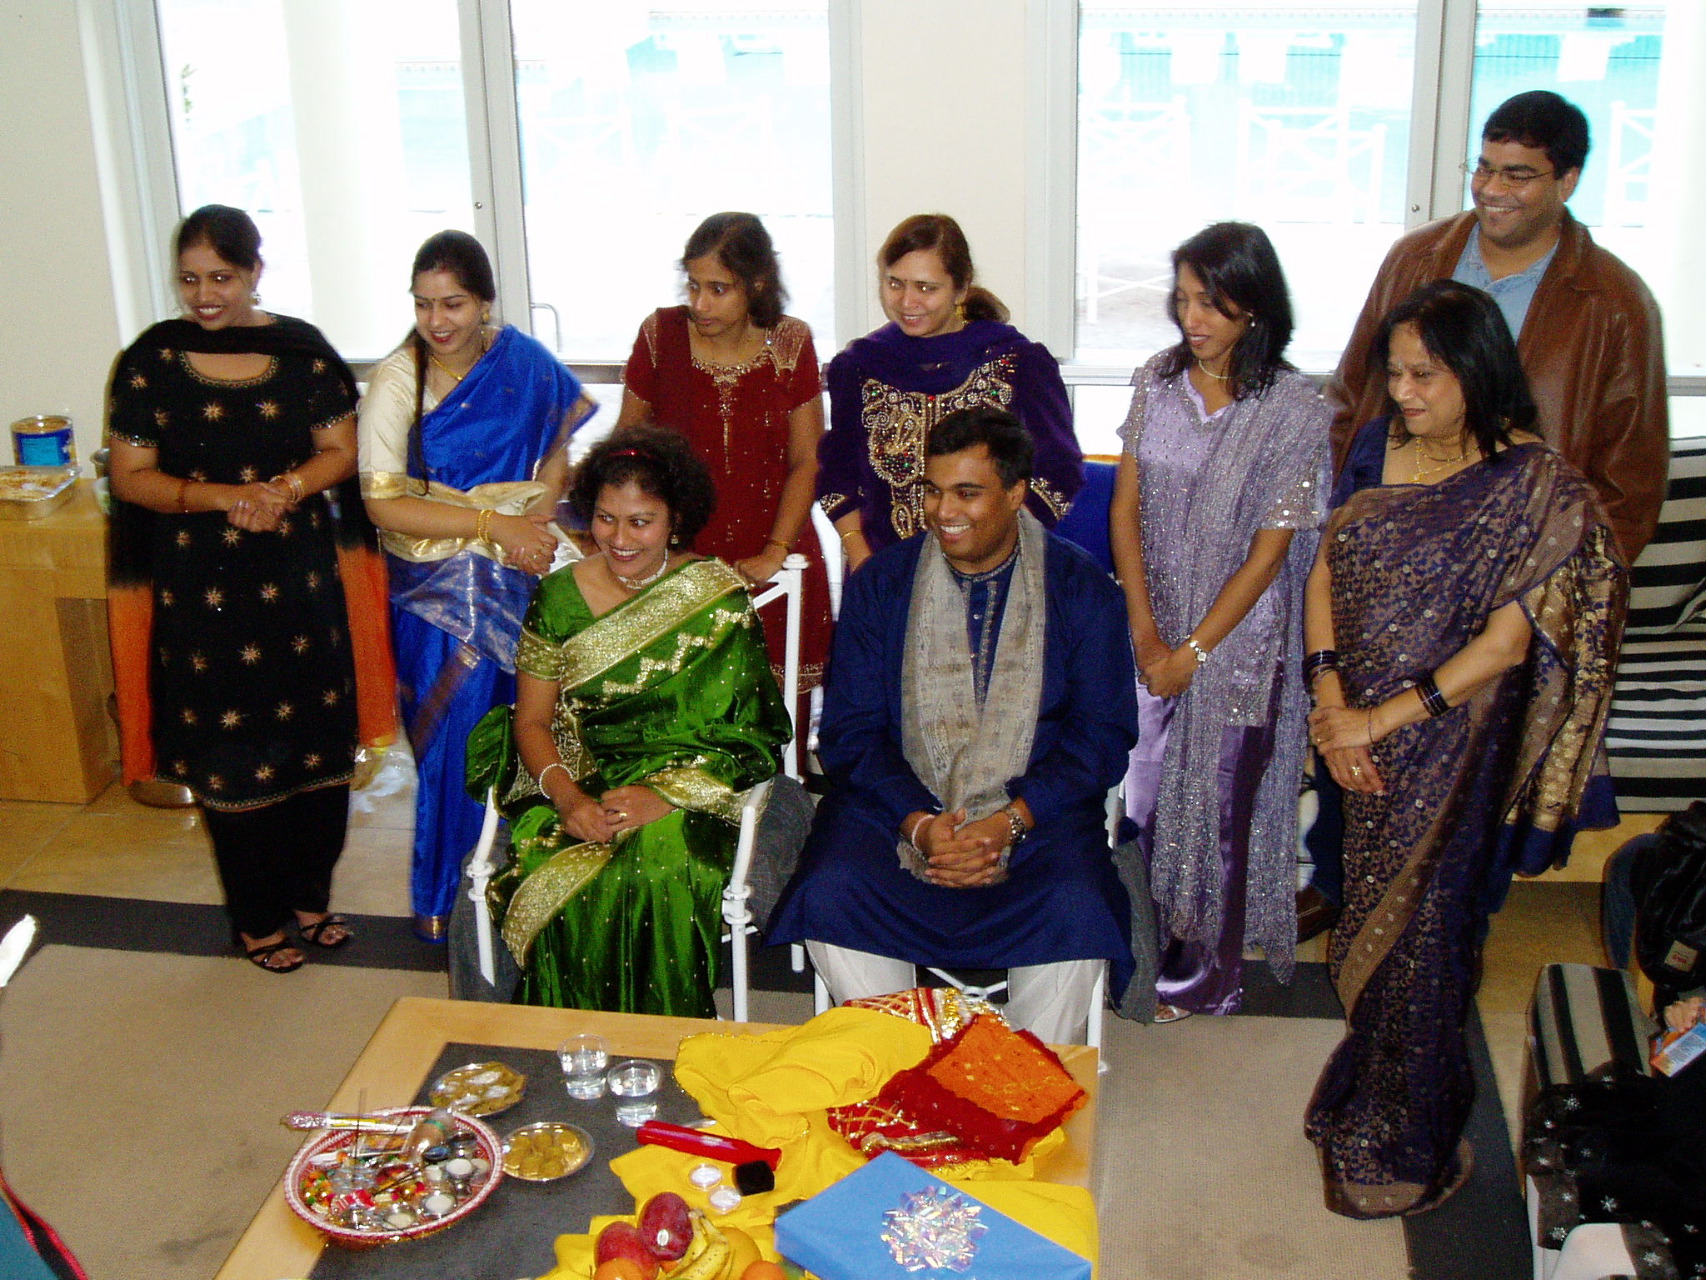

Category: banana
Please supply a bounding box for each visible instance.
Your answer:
[670,1210,731,1280]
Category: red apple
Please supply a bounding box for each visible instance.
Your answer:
[637,1191,693,1262]
[595,1222,659,1280]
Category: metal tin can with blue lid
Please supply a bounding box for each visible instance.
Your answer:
[11,416,76,468]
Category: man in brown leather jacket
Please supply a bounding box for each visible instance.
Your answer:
[1329,89,1669,566]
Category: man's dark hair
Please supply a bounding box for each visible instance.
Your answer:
[925,406,1034,488]
[1483,90,1590,176]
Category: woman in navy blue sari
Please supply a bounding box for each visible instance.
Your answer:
[1303,282,1625,1216]
[358,231,593,938]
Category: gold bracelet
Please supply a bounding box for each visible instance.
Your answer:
[272,472,306,504]
[474,508,494,543]
[837,527,858,543]
[765,537,790,553]
[176,478,192,512]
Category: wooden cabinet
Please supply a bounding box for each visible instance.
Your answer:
[0,482,116,802]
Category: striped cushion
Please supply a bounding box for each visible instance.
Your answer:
[1607,442,1706,812]
[1527,963,1653,1092]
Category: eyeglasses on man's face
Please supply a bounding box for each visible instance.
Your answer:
[1461,160,1555,188]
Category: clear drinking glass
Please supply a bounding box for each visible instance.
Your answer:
[558,1033,611,1100]
[606,1058,661,1127]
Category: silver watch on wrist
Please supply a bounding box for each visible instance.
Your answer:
[1002,803,1029,848]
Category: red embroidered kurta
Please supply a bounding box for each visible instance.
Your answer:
[624,306,832,691]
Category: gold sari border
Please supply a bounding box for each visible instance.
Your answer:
[644,766,744,825]
[550,559,746,693]
[499,837,615,964]
[367,476,549,563]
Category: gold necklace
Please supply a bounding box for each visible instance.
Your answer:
[1195,359,1231,381]
[1411,437,1473,483]
[427,327,491,386]
[608,550,670,591]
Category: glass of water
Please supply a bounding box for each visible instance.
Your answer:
[607,1058,661,1126]
[558,1033,610,1100]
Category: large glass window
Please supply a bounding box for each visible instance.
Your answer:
[509,0,834,362]
[1075,2,1418,373]
[156,0,474,359]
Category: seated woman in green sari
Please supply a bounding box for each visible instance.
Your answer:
[469,427,792,1015]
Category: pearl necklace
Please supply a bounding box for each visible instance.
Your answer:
[1195,359,1231,381]
[608,550,670,591]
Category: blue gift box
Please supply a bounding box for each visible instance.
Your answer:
[774,1152,1092,1280]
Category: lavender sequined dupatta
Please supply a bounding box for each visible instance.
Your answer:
[1122,359,1329,978]
[1305,442,1625,1218]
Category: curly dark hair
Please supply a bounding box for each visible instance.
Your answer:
[570,427,716,547]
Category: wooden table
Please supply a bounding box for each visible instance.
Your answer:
[0,481,115,802]
[215,998,1100,1279]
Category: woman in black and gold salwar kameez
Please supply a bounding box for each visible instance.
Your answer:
[1302,283,1625,1217]
[470,429,791,1016]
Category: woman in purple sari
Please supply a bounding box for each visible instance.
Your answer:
[818,214,1082,571]
[358,231,594,938]
[1304,281,1626,1216]
[1109,223,1328,1022]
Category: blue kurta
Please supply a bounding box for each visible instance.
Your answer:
[767,530,1139,994]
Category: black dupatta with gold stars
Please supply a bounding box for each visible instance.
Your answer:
[106,316,395,796]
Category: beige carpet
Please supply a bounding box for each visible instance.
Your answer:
[0,945,445,1280]
[1,951,1408,1280]
[1092,1013,1409,1280]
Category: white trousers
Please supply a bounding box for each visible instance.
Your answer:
[806,940,1102,1045]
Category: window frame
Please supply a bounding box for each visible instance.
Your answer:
[112,0,857,382]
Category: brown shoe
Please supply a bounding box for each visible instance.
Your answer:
[1297,885,1341,943]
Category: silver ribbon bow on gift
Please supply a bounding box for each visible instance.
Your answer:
[881,1186,988,1272]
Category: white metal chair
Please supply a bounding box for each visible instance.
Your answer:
[808,784,1121,1052]
[467,555,808,1024]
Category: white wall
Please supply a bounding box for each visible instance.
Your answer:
[0,0,127,465]
[853,0,1034,333]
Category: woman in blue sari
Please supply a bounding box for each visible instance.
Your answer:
[1303,282,1625,1216]
[358,230,594,938]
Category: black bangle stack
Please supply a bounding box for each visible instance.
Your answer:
[1417,673,1450,718]
[1303,649,1339,687]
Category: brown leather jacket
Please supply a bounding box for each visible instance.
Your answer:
[1328,211,1669,561]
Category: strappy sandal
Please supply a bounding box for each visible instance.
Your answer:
[1152,1003,1194,1025]
[296,914,353,949]
[239,934,304,974]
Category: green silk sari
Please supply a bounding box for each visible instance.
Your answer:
[468,557,791,1016]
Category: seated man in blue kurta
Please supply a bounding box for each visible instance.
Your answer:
[768,406,1137,1043]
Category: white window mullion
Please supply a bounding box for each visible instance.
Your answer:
[107,0,185,325]
[1027,0,1077,357]
[1408,0,1479,228]
[829,0,867,352]
[460,0,533,340]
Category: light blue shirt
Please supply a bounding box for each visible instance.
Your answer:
[1452,225,1559,339]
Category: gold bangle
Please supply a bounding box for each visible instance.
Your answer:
[272,472,306,504]
[474,507,494,543]
[176,478,192,512]
[837,528,858,543]
[765,537,790,553]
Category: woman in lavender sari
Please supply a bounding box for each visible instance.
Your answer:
[1109,223,1328,1021]
[1304,282,1625,1216]
[358,231,594,938]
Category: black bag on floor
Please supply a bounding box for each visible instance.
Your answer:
[1631,801,1706,995]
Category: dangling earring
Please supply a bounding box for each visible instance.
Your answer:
[669,533,680,547]
[955,301,967,320]
[481,307,492,325]
[251,291,262,306]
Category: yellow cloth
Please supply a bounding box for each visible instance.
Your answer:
[536,1006,1098,1278]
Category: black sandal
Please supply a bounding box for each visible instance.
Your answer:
[296,914,353,949]
[238,934,304,974]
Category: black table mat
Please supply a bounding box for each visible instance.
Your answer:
[308,1042,705,1280]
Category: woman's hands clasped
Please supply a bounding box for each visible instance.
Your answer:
[1139,642,1199,700]
[491,510,560,577]
[1308,703,1386,795]
[549,782,675,843]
